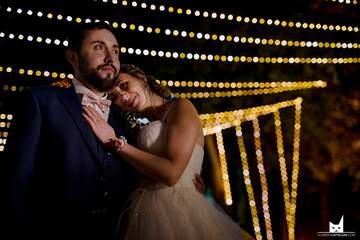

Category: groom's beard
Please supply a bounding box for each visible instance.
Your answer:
[84,69,117,92]
[79,62,117,92]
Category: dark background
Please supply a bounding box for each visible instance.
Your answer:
[0,0,359,239]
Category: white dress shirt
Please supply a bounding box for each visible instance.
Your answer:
[71,78,111,121]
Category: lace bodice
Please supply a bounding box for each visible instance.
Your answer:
[137,120,204,189]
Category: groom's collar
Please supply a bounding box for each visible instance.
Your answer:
[71,78,108,99]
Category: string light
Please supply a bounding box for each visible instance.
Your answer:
[0,65,327,98]
[215,130,233,205]
[0,29,68,46]
[289,100,302,239]
[1,81,323,99]
[0,114,12,151]
[105,1,359,33]
[3,5,359,50]
[2,31,360,65]
[0,65,73,80]
[200,98,302,134]
[0,82,326,97]
[235,124,262,240]
[252,117,273,239]
[0,84,23,92]
[0,70,327,99]
[325,0,358,5]
[119,47,360,64]
[273,108,301,240]
[273,110,292,239]
[162,80,327,89]
[172,85,325,98]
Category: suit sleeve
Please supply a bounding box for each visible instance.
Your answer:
[1,89,42,231]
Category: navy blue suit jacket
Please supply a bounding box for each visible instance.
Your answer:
[1,85,137,240]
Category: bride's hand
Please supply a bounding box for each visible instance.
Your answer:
[82,106,116,144]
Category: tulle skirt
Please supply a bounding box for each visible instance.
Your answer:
[117,183,254,240]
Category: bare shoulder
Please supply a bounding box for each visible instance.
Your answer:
[170,99,198,116]
[164,99,200,126]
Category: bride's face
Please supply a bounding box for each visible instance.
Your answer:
[109,73,149,112]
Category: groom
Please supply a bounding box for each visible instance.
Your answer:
[1,22,137,240]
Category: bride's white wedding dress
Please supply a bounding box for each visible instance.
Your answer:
[120,120,254,240]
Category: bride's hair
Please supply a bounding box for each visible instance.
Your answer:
[118,64,172,100]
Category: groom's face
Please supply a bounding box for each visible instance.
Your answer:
[75,29,120,91]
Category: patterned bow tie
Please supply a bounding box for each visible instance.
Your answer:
[81,92,111,113]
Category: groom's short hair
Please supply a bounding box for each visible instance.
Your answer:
[66,22,116,53]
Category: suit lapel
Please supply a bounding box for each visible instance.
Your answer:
[108,106,125,137]
[56,86,103,164]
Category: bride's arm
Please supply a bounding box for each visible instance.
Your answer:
[82,100,202,186]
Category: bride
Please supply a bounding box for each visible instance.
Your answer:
[82,64,254,240]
